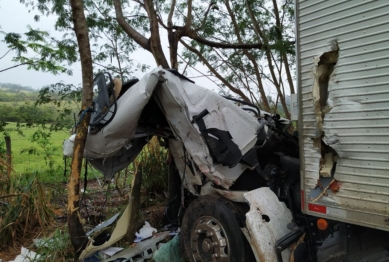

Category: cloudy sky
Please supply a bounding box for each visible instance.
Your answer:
[0,1,220,90]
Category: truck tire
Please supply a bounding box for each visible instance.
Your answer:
[180,194,255,262]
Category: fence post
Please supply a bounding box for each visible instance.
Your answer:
[5,136,11,180]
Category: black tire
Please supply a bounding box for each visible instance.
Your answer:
[180,194,255,262]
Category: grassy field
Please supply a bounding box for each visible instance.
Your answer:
[3,122,70,181]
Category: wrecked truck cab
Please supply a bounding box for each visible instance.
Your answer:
[64,67,294,187]
[64,67,305,261]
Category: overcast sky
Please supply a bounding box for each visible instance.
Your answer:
[0,1,221,91]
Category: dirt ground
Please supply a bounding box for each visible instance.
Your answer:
[0,178,166,261]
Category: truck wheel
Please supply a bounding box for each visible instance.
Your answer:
[180,194,254,262]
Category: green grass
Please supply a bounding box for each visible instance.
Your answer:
[3,122,70,182]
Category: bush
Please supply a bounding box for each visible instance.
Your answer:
[0,172,54,249]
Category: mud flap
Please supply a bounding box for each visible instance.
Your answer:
[244,188,293,262]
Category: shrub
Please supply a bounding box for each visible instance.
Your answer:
[0,172,54,249]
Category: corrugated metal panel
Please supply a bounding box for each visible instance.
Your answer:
[297,0,389,231]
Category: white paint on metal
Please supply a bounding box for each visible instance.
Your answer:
[154,69,260,188]
[63,68,161,159]
[214,188,247,203]
[64,67,261,188]
[244,188,292,262]
[169,138,202,194]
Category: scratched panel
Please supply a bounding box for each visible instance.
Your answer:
[297,0,389,230]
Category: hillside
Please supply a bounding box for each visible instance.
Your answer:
[0,82,77,126]
[0,82,39,102]
[0,82,35,92]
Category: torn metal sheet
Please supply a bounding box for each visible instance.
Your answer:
[105,231,170,262]
[214,188,247,203]
[79,196,132,260]
[298,0,389,230]
[168,138,202,194]
[309,177,337,203]
[244,188,292,262]
[154,70,260,188]
[86,212,121,237]
[199,181,217,196]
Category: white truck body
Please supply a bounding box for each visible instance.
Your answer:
[296,0,389,231]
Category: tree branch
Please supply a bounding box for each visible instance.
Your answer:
[197,2,216,31]
[185,28,294,51]
[185,0,193,29]
[113,0,150,51]
[246,0,290,118]
[144,0,170,68]
[224,0,270,111]
[0,49,12,60]
[0,62,31,73]
[177,52,221,88]
[180,40,251,103]
[167,0,176,27]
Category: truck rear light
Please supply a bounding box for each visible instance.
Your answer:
[317,218,328,230]
[308,203,327,214]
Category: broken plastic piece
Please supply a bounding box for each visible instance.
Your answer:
[134,221,157,243]
[86,212,121,237]
[105,231,170,262]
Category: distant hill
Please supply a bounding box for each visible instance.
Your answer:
[0,83,39,102]
[0,82,35,92]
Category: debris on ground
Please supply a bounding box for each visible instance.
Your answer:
[152,235,181,262]
[105,231,170,261]
[9,247,40,262]
[134,221,157,243]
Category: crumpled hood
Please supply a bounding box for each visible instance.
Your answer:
[64,67,261,185]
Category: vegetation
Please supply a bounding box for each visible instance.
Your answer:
[0,123,68,177]
[0,172,54,250]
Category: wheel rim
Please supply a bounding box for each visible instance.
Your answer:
[190,216,230,262]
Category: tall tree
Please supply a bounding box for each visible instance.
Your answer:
[67,0,94,254]
[111,0,295,116]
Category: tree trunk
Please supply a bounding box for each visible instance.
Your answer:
[5,136,11,180]
[68,0,94,256]
[144,0,170,68]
